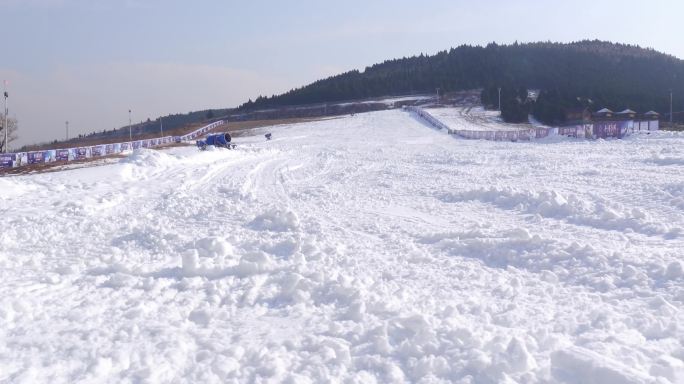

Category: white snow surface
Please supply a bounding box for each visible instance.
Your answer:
[1,110,683,383]
[426,107,534,132]
[335,95,434,107]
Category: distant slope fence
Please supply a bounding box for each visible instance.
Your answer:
[406,106,644,141]
[406,106,540,141]
[0,120,224,169]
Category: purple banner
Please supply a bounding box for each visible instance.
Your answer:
[74,147,88,160]
[91,145,105,157]
[594,122,620,139]
[1,122,221,170]
[27,152,45,164]
[535,128,550,138]
[559,126,578,137]
[0,153,16,167]
[56,149,69,161]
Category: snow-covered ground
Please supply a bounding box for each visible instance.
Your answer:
[336,95,434,107]
[1,110,683,383]
[426,107,534,132]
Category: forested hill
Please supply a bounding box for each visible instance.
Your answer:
[239,40,684,124]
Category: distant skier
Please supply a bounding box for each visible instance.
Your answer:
[265,133,272,140]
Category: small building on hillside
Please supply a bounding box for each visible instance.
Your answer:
[564,107,592,124]
[594,108,614,119]
[616,109,637,119]
[634,110,660,131]
[557,106,660,139]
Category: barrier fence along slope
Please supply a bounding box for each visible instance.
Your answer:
[406,106,639,141]
[406,106,540,141]
[0,120,225,168]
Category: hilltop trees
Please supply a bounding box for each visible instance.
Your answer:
[237,40,684,124]
[480,85,533,123]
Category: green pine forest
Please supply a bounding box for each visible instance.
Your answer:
[239,40,684,124]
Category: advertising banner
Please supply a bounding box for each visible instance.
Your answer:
[594,122,620,139]
[73,147,88,160]
[535,128,550,138]
[0,153,16,167]
[44,150,56,162]
[56,149,69,161]
[91,145,105,157]
[27,151,45,164]
[2,121,222,170]
[559,126,578,137]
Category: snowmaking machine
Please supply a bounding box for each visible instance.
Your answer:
[196,132,236,150]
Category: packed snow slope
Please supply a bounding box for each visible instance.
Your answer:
[1,110,683,383]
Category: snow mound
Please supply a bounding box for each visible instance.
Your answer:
[120,148,177,167]
[0,177,35,200]
[440,186,669,236]
[249,208,301,232]
[551,347,653,384]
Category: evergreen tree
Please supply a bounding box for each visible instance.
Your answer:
[237,40,684,124]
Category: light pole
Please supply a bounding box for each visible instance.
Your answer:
[66,121,69,141]
[128,109,132,141]
[670,90,674,125]
[3,81,8,153]
[498,87,502,112]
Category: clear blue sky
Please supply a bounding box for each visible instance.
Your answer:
[2,0,683,147]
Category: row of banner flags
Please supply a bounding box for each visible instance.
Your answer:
[0,120,224,168]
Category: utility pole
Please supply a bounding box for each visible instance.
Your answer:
[498,87,502,112]
[160,117,163,138]
[436,87,441,100]
[671,90,674,125]
[66,121,69,140]
[128,109,132,141]
[3,81,8,153]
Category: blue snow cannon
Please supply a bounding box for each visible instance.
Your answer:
[196,132,234,150]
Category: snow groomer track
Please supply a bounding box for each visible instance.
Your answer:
[1,110,683,383]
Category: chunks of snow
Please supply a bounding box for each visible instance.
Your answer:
[1,110,683,382]
[551,346,653,384]
[249,208,300,232]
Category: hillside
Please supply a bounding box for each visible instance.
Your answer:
[238,40,684,124]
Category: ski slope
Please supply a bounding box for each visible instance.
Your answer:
[425,106,534,132]
[1,110,683,383]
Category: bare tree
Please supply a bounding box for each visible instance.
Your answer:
[0,114,19,152]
